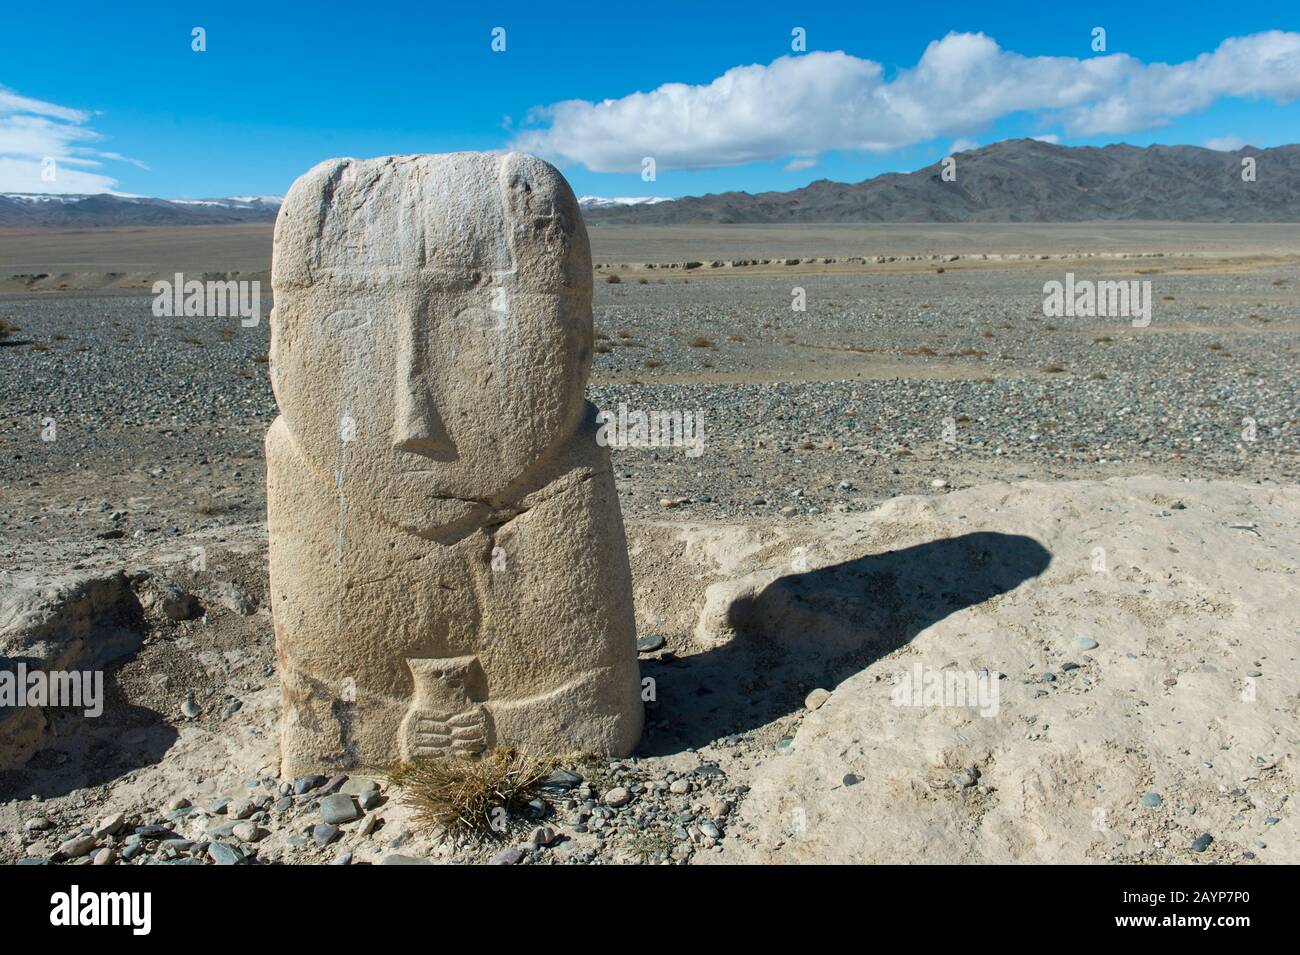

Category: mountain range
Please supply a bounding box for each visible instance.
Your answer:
[0,193,282,227]
[581,140,1300,224]
[4,140,1298,226]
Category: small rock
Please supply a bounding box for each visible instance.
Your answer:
[602,787,631,808]
[636,634,666,653]
[1073,637,1100,651]
[1191,833,1213,853]
[804,688,831,710]
[320,793,361,825]
[669,779,691,795]
[208,842,243,865]
[292,774,326,795]
[231,822,261,842]
[313,824,340,845]
[1139,793,1164,808]
[529,826,557,847]
[331,851,353,866]
[92,812,125,838]
[490,847,526,865]
[59,836,97,858]
[92,848,114,866]
[539,770,582,791]
[340,777,380,797]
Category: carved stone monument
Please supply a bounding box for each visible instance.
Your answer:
[267,152,643,776]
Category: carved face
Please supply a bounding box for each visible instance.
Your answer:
[270,152,593,534]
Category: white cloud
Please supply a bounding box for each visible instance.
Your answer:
[512,31,1300,172]
[783,157,818,172]
[948,138,979,154]
[0,86,143,192]
[1204,135,1247,151]
[1032,134,1060,144]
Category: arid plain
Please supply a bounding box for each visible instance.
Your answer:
[1,222,1296,865]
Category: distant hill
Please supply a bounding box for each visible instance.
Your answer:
[582,140,1300,224]
[0,194,282,227]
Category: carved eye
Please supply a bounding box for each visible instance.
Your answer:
[324,308,373,333]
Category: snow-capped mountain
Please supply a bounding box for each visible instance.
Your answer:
[577,195,674,210]
[0,193,284,227]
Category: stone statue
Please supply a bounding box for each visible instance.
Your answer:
[266,152,643,777]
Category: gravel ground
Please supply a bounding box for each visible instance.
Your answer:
[1,255,1296,865]
[2,262,1296,567]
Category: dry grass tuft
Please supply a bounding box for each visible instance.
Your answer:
[388,747,555,838]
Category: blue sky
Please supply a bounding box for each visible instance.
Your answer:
[2,0,1300,198]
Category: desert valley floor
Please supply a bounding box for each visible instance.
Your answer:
[1,223,1296,865]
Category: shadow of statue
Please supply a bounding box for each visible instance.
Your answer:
[637,530,1051,756]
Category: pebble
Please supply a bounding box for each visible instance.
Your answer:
[292,774,326,795]
[180,695,201,719]
[24,817,53,832]
[1139,793,1164,808]
[331,851,353,865]
[92,812,125,837]
[232,822,261,842]
[59,836,97,858]
[1073,637,1100,651]
[669,779,691,795]
[636,634,666,653]
[313,823,340,845]
[529,826,557,847]
[804,688,832,710]
[320,793,361,825]
[340,777,380,796]
[1191,833,1214,853]
[92,847,114,866]
[539,770,582,791]
[208,842,243,865]
[490,847,525,865]
[603,787,631,808]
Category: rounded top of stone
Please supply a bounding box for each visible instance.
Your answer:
[272,151,590,295]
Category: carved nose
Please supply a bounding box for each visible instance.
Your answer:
[392,337,455,460]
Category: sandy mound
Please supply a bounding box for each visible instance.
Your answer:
[685,477,1298,864]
